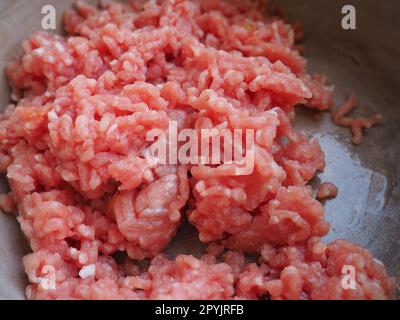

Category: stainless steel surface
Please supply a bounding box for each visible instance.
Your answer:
[0,0,399,299]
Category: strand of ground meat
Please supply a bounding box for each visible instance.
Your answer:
[332,94,383,145]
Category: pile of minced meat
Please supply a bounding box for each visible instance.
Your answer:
[0,0,395,299]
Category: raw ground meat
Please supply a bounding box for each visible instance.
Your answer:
[332,94,383,145]
[0,0,395,300]
[235,238,396,300]
[316,182,338,200]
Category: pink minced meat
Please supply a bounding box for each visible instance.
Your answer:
[24,251,235,299]
[112,165,189,259]
[316,182,338,200]
[332,94,383,145]
[224,186,330,252]
[234,238,396,300]
[0,0,394,299]
[23,238,395,300]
